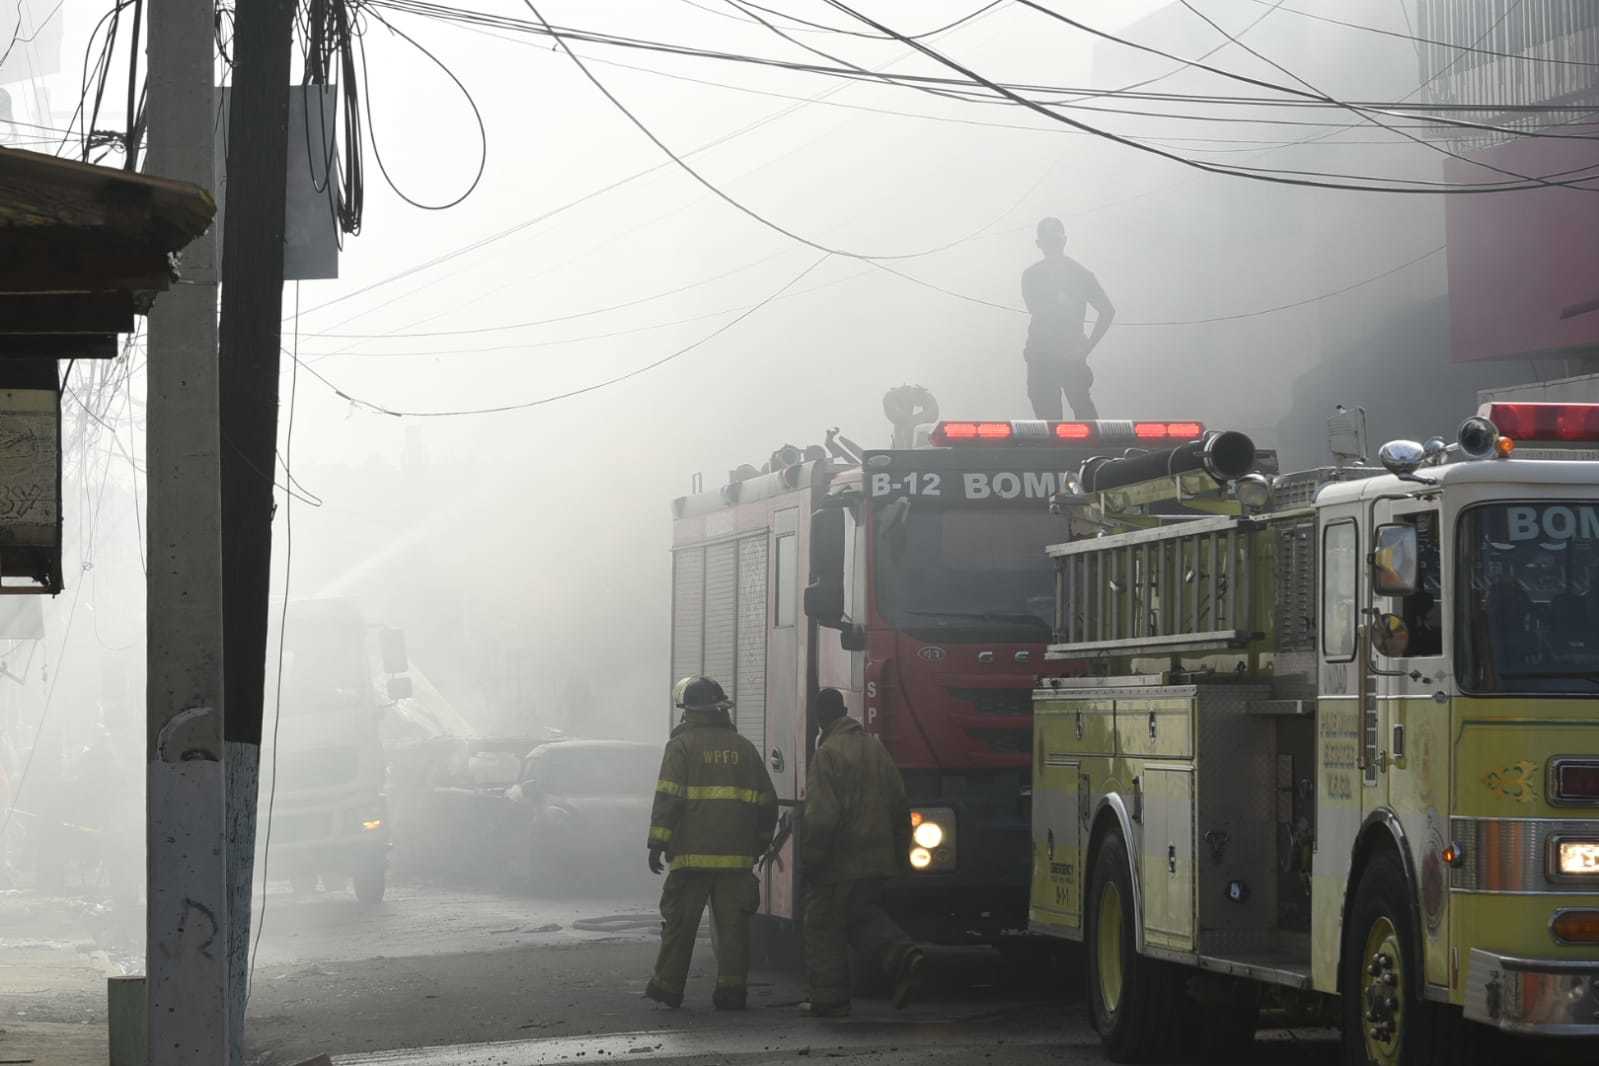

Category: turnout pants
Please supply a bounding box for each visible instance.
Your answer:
[802,878,916,1008]
[1025,355,1097,421]
[650,869,759,1004]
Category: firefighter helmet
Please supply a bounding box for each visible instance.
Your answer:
[673,675,732,711]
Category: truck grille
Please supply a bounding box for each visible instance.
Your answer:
[276,746,359,792]
[949,688,1032,716]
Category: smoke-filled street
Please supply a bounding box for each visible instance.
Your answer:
[2,1,1598,1064]
[3,874,1350,1065]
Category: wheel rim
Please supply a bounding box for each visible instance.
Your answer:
[1359,916,1405,1066]
[1096,880,1125,1014]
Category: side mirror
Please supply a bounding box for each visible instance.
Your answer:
[805,506,847,627]
[386,675,414,700]
[380,627,409,674]
[1372,524,1418,596]
[1370,613,1411,658]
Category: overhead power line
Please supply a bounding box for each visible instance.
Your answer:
[292,6,950,323]
[300,261,876,358]
[1240,0,1599,68]
[518,0,1054,260]
[678,0,1006,42]
[1009,0,1599,187]
[1174,1,1597,192]
[302,247,798,339]
[817,0,1597,193]
[870,242,1446,325]
[293,237,1447,419]
[366,0,1599,117]
[1118,243,1444,326]
[294,253,833,417]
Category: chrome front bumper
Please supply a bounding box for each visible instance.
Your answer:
[1464,949,1599,1036]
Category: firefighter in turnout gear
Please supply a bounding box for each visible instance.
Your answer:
[645,676,778,1010]
[799,689,926,1018]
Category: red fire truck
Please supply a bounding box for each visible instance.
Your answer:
[668,411,1221,943]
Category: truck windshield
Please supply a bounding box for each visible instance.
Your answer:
[1456,502,1599,694]
[876,502,1061,640]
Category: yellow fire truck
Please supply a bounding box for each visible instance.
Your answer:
[1027,403,1599,1063]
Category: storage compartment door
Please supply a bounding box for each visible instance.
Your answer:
[1116,697,1194,759]
[1140,767,1196,950]
[1030,715,1083,935]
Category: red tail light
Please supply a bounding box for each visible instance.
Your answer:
[1055,422,1093,440]
[1482,403,1599,443]
[976,422,1012,440]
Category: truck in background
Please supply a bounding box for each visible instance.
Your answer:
[264,598,412,904]
[667,394,1248,948]
[1028,404,1599,1062]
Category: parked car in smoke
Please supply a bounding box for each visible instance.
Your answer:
[388,736,539,888]
[505,740,660,897]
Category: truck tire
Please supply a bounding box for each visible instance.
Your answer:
[1340,849,1491,1066]
[1085,831,1181,1063]
[353,854,386,905]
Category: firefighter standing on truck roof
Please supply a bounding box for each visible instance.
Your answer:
[799,689,927,1018]
[1022,216,1115,421]
[644,676,778,1011]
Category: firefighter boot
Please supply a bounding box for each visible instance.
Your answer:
[643,980,683,1009]
[712,979,747,1011]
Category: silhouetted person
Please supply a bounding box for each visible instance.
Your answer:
[1022,217,1115,420]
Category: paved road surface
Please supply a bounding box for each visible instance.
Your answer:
[0,877,1345,1066]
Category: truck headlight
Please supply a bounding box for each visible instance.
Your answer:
[909,808,956,872]
[1556,840,1599,876]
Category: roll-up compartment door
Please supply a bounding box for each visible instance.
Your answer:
[671,548,705,689]
[736,536,768,751]
[704,542,738,699]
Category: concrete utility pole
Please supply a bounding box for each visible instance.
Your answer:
[217,0,297,1060]
[143,0,229,1059]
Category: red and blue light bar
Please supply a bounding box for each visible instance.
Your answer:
[929,419,1205,447]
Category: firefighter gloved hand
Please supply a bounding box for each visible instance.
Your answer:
[648,845,667,875]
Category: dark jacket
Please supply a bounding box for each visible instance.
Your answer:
[799,716,911,884]
[648,707,778,871]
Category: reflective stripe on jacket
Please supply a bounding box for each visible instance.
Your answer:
[648,707,778,869]
[799,716,911,884]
